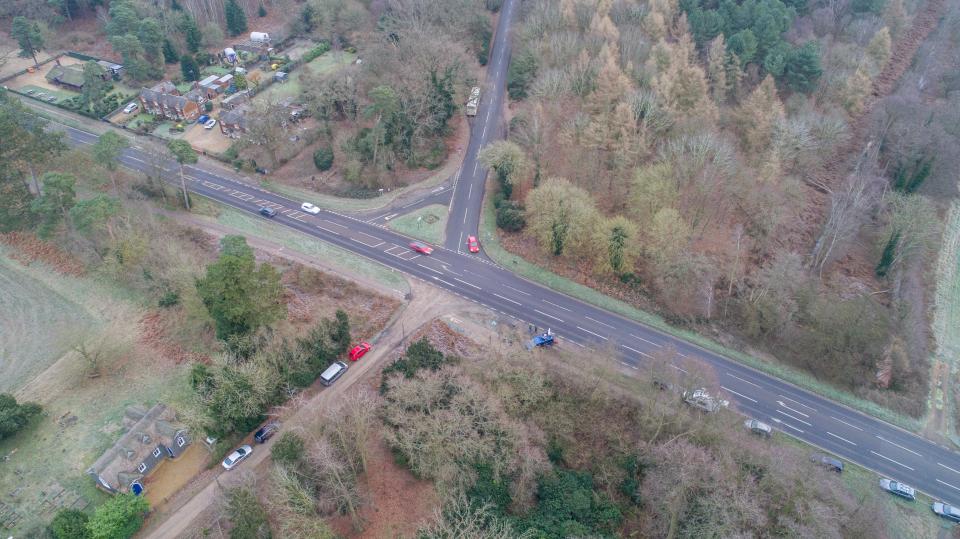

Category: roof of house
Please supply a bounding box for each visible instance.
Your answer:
[216,74,234,84]
[183,88,205,103]
[86,404,190,493]
[221,90,249,108]
[198,74,220,87]
[45,65,85,88]
[96,60,123,71]
[150,81,178,95]
[140,88,191,111]
[221,107,247,129]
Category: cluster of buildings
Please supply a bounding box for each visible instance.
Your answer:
[45,59,124,91]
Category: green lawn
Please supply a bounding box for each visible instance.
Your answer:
[18,84,74,104]
[386,204,448,244]
[258,51,355,102]
[152,121,186,139]
[478,190,922,431]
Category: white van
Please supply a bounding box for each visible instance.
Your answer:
[320,361,348,386]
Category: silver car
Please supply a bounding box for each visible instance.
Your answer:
[222,444,253,470]
[879,478,915,500]
[744,419,772,437]
[933,502,960,522]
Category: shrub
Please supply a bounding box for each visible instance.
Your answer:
[49,509,90,539]
[313,145,334,171]
[380,338,453,392]
[158,290,180,307]
[507,50,537,100]
[86,494,148,539]
[302,41,331,63]
[271,432,305,466]
[0,393,42,441]
[496,201,526,232]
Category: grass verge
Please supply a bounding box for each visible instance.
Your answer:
[386,204,448,244]
[932,203,960,445]
[206,205,409,294]
[477,191,922,432]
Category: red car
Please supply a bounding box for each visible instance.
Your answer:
[466,235,480,253]
[348,342,371,361]
[409,241,434,255]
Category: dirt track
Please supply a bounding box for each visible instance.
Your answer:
[136,280,471,538]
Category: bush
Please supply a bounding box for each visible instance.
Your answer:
[496,201,526,232]
[86,494,148,539]
[0,393,42,441]
[225,487,272,539]
[521,468,622,538]
[158,290,180,307]
[50,509,90,539]
[271,432,306,466]
[313,145,334,171]
[302,41,331,63]
[507,50,537,100]
[380,338,453,392]
[204,101,214,112]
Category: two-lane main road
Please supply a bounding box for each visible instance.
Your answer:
[443,0,519,253]
[49,119,960,509]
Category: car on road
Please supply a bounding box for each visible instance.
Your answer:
[879,478,916,500]
[810,453,844,473]
[222,445,252,470]
[933,502,960,522]
[254,422,280,444]
[300,202,321,214]
[466,235,480,253]
[123,102,139,114]
[744,419,772,438]
[204,119,217,129]
[410,241,434,255]
[348,342,371,361]
[259,206,278,218]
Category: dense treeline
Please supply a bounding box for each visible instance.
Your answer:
[493,0,943,415]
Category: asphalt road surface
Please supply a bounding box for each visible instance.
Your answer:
[45,120,960,510]
[443,0,519,254]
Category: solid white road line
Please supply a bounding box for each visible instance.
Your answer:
[492,293,521,305]
[772,418,805,433]
[433,276,456,287]
[503,284,531,296]
[725,372,762,388]
[830,416,864,431]
[322,220,348,229]
[416,263,443,275]
[670,364,688,373]
[533,309,564,322]
[621,344,653,358]
[468,184,473,200]
[542,300,571,311]
[577,326,608,340]
[316,226,339,235]
[776,409,812,426]
[937,479,960,491]
[720,385,757,403]
[778,394,818,412]
[875,436,922,457]
[630,333,662,347]
[454,278,481,290]
[826,431,857,446]
[939,462,960,475]
[567,339,586,349]
[584,316,615,329]
[619,361,639,370]
[870,450,915,471]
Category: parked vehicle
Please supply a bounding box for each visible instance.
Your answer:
[879,478,916,500]
[300,202,321,214]
[527,328,555,350]
[682,388,729,413]
[933,502,960,522]
[810,453,844,473]
[320,361,348,386]
[409,241,434,255]
[204,119,217,129]
[465,86,480,116]
[348,342,371,361]
[259,206,278,217]
[254,422,280,444]
[744,419,772,437]
[222,445,252,470]
[197,114,210,124]
[123,102,139,114]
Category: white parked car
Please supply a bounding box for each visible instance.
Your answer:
[300,202,320,214]
[221,444,252,470]
[879,478,916,500]
[123,102,139,114]
[204,119,217,129]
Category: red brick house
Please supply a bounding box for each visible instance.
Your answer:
[138,88,200,122]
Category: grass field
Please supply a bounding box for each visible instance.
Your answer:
[17,84,73,105]
[478,190,923,431]
[0,254,96,392]
[932,204,960,444]
[258,51,355,102]
[386,204,448,244]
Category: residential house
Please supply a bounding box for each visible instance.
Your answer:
[220,107,248,136]
[86,404,191,495]
[150,80,179,95]
[45,64,85,91]
[215,74,234,92]
[183,88,206,107]
[138,87,200,122]
[221,89,249,110]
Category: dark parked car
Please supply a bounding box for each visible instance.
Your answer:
[259,206,278,218]
[254,422,280,444]
[810,453,844,473]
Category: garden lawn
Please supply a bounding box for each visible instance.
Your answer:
[386,204,448,245]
